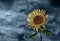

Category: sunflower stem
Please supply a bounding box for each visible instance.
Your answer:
[40,29,43,41]
[40,32,42,41]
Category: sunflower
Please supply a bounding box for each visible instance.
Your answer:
[27,9,48,31]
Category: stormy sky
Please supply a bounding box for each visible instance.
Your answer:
[0,0,60,41]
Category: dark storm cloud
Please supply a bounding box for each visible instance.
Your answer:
[50,0,60,7]
[0,0,14,9]
[0,0,14,3]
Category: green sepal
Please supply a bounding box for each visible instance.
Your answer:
[46,31,52,36]
[41,26,47,33]
[42,30,47,34]
[38,26,46,32]
[29,33,37,40]
[42,27,46,31]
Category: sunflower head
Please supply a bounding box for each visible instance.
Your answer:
[27,9,48,31]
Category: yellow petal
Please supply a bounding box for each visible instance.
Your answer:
[29,26,32,28]
[34,10,37,14]
[27,18,29,21]
[41,10,46,15]
[43,25,45,28]
[30,11,35,15]
[46,15,48,19]
[28,14,33,17]
[34,27,36,30]
[43,10,45,13]
[30,23,35,27]
[37,9,39,12]
[36,27,38,31]
[27,18,32,22]
[41,10,43,13]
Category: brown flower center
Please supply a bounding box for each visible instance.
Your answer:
[33,15,44,25]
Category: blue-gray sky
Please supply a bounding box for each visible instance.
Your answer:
[0,0,60,41]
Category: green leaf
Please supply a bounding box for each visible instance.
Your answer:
[42,27,46,31]
[42,30,47,33]
[29,33,37,40]
[46,31,52,36]
[41,27,47,33]
[38,26,46,32]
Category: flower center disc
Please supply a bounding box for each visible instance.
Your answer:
[33,15,44,25]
